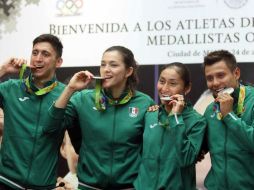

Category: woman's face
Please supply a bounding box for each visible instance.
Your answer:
[157,67,188,104]
[100,50,132,91]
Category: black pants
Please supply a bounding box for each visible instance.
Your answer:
[0,182,16,190]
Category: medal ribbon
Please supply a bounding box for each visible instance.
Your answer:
[19,63,27,80]
[95,79,106,111]
[236,85,245,116]
[213,103,223,120]
[95,79,132,111]
[158,102,189,128]
[19,64,58,96]
[156,106,170,128]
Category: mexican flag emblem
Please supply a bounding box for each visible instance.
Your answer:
[129,107,139,117]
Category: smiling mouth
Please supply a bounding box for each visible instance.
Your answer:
[161,94,171,97]
[104,76,112,80]
[216,88,224,93]
[217,87,234,95]
[30,65,43,69]
[160,96,172,101]
[34,68,43,72]
[160,94,172,100]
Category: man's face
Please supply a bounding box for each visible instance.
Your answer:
[30,42,62,82]
[204,60,240,97]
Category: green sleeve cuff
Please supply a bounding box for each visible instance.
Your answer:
[222,111,239,127]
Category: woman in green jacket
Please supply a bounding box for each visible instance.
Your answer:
[134,62,206,190]
[46,46,154,190]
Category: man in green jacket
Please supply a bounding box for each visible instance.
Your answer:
[203,50,254,190]
[0,34,65,189]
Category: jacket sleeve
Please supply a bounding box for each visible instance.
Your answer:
[223,108,254,150]
[0,80,11,108]
[44,96,79,133]
[169,112,207,167]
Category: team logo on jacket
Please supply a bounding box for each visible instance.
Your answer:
[18,97,30,102]
[150,123,158,129]
[129,107,139,117]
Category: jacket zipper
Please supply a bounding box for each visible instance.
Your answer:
[155,128,165,189]
[109,106,116,184]
[225,125,228,189]
[25,97,43,185]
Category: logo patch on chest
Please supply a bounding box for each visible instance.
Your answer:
[129,107,139,118]
[150,123,158,129]
[18,97,30,102]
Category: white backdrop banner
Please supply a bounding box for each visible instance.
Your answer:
[0,0,254,66]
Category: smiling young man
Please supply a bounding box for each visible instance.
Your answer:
[0,34,66,189]
[202,50,254,190]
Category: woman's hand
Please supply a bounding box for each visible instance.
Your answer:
[67,70,93,92]
[165,94,185,114]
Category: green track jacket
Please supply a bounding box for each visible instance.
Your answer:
[47,89,154,189]
[204,85,254,190]
[0,79,65,189]
[134,103,206,190]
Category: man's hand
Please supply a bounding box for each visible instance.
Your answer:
[0,58,27,77]
[216,93,234,117]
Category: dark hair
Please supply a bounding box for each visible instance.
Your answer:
[203,50,237,71]
[161,62,191,88]
[33,34,63,58]
[104,46,139,93]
